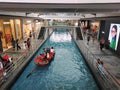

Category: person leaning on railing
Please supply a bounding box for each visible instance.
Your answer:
[0,59,4,77]
[0,58,7,81]
[96,58,108,77]
[0,55,13,80]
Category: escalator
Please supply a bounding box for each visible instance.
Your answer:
[38,27,46,39]
[76,27,83,40]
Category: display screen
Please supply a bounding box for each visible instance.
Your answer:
[108,23,120,50]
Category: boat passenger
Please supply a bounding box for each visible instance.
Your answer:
[43,48,47,53]
[46,47,50,53]
[50,47,54,53]
[43,54,47,60]
[39,54,44,59]
[47,53,50,58]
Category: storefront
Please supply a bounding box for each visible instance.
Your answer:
[0,18,22,52]
[90,21,100,39]
[23,19,46,40]
[23,19,33,40]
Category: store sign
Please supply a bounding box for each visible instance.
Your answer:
[3,22,10,24]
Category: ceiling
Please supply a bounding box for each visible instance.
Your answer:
[0,3,120,20]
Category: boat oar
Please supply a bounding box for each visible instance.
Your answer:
[26,67,37,78]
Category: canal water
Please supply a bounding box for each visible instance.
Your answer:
[11,29,99,90]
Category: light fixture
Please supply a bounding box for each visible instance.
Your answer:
[3,22,10,24]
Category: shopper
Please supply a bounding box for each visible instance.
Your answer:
[11,36,15,49]
[27,38,31,50]
[16,39,21,50]
[99,37,105,51]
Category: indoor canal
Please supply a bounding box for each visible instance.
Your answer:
[11,29,99,90]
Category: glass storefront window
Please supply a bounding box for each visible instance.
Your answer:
[0,18,22,51]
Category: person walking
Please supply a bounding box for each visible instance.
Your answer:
[16,39,21,50]
[105,40,110,49]
[87,34,91,45]
[11,36,15,50]
[99,37,105,51]
[26,38,31,50]
[23,41,28,51]
[32,30,35,39]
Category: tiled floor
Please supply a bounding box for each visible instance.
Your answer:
[83,37,120,86]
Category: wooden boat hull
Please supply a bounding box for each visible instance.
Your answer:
[34,52,55,66]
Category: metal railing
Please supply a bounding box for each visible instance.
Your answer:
[0,39,43,89]
[75,40,120,90]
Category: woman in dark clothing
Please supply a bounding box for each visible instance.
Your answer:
[11,37,15,49]
[99,38,105,51]
[27,38,31,50]
[87,34,91,45]
[105,40,110,49]
[16,39,21,50]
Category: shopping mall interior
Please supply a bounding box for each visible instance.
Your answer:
[0,1,120,90]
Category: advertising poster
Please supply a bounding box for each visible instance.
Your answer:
[108,23,120,50]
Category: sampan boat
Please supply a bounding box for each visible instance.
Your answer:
[34,52,55,66]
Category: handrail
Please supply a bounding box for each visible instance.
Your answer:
[107,70,120,86]
[76,40,120,89]
[0,39,43,88]
[84,42,120,86]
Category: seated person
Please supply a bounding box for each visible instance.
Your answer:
[50,47,54,53]
[39,54,44,59]
[43,48,47,53]
[46,47,50,53]
[43,53,47,60]
[47,53,50,58]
